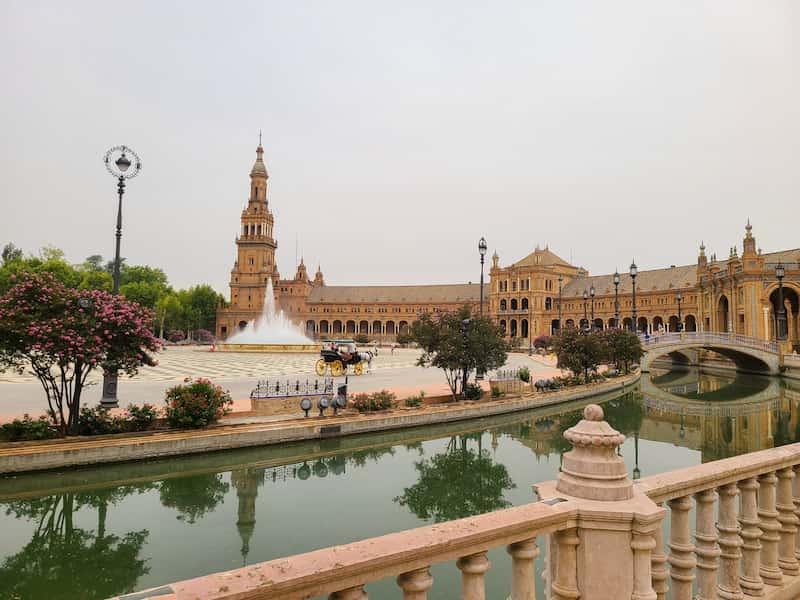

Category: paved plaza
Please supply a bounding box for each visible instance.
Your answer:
[0,347,559,421]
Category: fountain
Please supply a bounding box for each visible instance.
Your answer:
[216,278,319,353]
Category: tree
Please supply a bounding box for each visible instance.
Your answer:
[411,305,508,400]
[155,293,183,339]
[120,280,166,310]
[394,434,515,521]
[178,284,225,335]
[601,329,642,373]
[551,328,604,383]
[0,273,160,435]
[83,254,105,271]
[159,473,230,523]
[1,243,23,265]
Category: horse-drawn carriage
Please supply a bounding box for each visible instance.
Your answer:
[315,339,374,377]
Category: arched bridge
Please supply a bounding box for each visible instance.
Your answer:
[640,332,781,375]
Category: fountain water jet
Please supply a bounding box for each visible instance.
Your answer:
[216,278,319,353]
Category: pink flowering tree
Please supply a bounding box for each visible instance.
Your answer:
[0,273,160,435]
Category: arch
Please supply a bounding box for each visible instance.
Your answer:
[510,319,518,337]
[653,316,664,332]
[398,321,409,335]
[769,286,800,342]
[320,320,330,334]
[551,319,561,334]
[305,320,316,335]
[684,315,697,332]
[607,317,617,329]
[637,316,648,333]
[500,299,507,311]
[386,321,396,335]
[372,320,382,335]
[545,297,552,311]
[500,319,507,335]
[511,298,518,311]
[238,320,248,330]
[333,320,343,334]
[346,320,356,334]
[521,298,529,310]
[622,317,632,330]
[565,319,575,329]
[668,315,680,332]
[359,320,369,334]
[579,318,589,330]
[521,319,529,338]
[717,295,730,332]
[593,318,603,330]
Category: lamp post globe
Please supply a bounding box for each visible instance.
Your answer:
[630,261,638,333]
[101,145,142,407]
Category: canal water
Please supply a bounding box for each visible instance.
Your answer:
[1,369,799,599]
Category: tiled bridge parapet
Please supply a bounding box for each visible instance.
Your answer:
[640,331,782,375]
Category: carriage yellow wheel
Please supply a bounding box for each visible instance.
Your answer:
[315,359,327,376]
[331,360,344,377]
[354,362,364,376]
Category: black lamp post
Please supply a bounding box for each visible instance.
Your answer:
[613,270,620,328]
[676,291,683,332]
[102,145,142,406]
[590,285,596,329]
[776,263,786,341]
[582,289,588,332]
[557,275,563,331]
[477,237,487,380]
[630,261,638,333]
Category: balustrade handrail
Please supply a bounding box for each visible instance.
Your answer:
[146,500,576,599]
[639,331,779,353]
[637,442,800,504]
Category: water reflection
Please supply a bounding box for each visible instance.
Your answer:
[0,370,799,599]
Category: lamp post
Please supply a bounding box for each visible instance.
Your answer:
[676,291,683,332]
[102,145,142,406]
[582,289,588,332]
[557,275,563,331]
[477,237,487,380]
[776,263,786,341]
[630,261,638,333]
[613,270,620,328]
[590,285,595,329]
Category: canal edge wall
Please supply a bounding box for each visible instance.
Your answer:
[0,373,640,475]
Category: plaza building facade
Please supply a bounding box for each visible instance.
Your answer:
[217,144,799,350]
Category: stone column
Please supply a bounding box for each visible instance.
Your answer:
[776,467,799,575]
[717,483,743,600]
[507,538,539,600]
[456,552,490,600]
[330,585,368,599]
[397,568,434,600]
[758,472,783,586]
[738,477,764,596]
[694,489,720,600]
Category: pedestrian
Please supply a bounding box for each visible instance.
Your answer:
[391,344,395,355]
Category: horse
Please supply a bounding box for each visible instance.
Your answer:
[357,350,375,372]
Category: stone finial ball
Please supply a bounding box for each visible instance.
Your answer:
[583,404,604,421]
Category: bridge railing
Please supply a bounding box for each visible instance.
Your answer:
[638,442,800,600]
[640,331,779,354]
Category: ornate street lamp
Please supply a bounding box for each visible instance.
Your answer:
[613,270,620,328]
[102,145,142,406]
[676,291,683,332]
[582,289,588,332]
[557,275,563,331]
[590,285,596,329]
[630,261,638,333]
[776,263,786,341]
[477,237,487,380]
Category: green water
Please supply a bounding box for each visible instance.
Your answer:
[1,369,799,599]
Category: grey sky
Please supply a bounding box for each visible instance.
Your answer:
[1,1,797,295]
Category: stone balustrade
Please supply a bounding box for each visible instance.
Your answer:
[118,407,800,600]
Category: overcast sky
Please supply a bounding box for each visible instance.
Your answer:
[1,1,797,294]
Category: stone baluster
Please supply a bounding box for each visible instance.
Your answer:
[631,519,658,600]
[329,585,368,599]
[550,528,580,600]
[738,477,764,596]
[397,567,434,600]
[776,467,799,575]
[694,489,720,600]
[758,472,783,585]
[716,483,742,600]
[793,466,800,561]
[457,552,491,600]
[507,538,539,600]
[667,495,696,600]
[650,510,669,600]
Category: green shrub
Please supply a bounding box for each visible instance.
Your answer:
[126,403,159,431]
[352,390,397,412]
[354,333,370,344]
[0,414,59,441]
[78,406,127,435]
[404,391,425,408]
[464,383,483,400]
[491,385,503,398]
[164,377,233,429]
[518,366,531,383]
[395,332,412,345]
